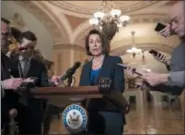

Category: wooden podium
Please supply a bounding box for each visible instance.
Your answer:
[31,86,102,107]
[30,86,102,134]
[30,86,129,134]
[31,86,128,110]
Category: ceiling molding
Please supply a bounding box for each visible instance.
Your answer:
[15,1,68,44]
[48,1,160,16]
[53,44,86,52]
[110,43,173,56]
[65,14,87,30]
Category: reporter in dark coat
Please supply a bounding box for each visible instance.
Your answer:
[10,31,49,134]
[79,29,125,135]
[1,17,23,133]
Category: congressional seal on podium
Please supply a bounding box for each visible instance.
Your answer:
[62,104,88,133]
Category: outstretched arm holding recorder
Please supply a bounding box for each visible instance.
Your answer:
[119,64,184,95]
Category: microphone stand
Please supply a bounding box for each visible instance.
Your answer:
[43,76,76,134]
[67,76,76,87]
[67,76,73,87]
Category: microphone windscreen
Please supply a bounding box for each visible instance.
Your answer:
[74,61,81,69]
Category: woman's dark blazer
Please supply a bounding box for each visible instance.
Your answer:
[79,55,126,125]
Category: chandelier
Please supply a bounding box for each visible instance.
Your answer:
[126,31,142,58]
[89,1,130,40]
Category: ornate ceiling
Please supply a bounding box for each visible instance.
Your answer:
[49,1,160,16]
[13,0,180,55]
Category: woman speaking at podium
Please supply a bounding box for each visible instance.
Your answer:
[79,29,125,135]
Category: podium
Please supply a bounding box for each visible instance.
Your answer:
[31,86,102,107]
[18,86,129,134]
[31,86,129,111]
[31,86,102,134]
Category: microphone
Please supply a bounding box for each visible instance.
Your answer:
[60,61,81,81]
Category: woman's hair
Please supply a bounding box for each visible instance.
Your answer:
[85,29,110,56]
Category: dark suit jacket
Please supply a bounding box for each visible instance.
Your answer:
[1,54,11,80]
[79,55,126,124]
[1,54,12,98]
[10,57,49,87]
[1,54,19,129]
[10,57,49,123]
[1,54,19,102]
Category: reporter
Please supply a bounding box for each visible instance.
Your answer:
[125,1,185,95]
[150,1,184,71]
[9,31,50,134]
[1,17,23,133]
[146,1,185,95]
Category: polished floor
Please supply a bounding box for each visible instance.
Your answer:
[124,104,184,134]
[48,102,184,134]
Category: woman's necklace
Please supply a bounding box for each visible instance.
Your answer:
[92,55,104,69]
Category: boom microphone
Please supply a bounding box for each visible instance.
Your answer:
[60,61,81,81]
